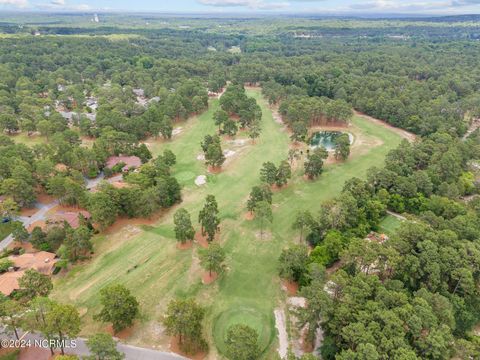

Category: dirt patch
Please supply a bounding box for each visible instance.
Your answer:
[289,142,304,150]
[37,192,56,205]
[169,336,207,360]
[207,166,222,174]
[0,348,17,358]
[324,154,342,165]
[106,323,136,339]
[271,183,289,192]
[202,271,218,285]
[8,241,36,253]
[20,207,39,217]
[244,211,254,220]
[302,335,314,353]
[282,279,299,296]
[177,241,193,250]
[194,231,213,248]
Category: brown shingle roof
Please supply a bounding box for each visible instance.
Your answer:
[0,251,57,296]
[106,156,141,170]
[50,210,91,229]
[0,271,25,296]
[9,251,57,275]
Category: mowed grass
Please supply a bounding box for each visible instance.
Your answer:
[52,89,404,355]
[9,133,46,146]
[378,214,403,235]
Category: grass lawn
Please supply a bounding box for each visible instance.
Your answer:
[9,133,46,146]
[378,214,403,235]
[0,221,20,242]
[52,89,404,356]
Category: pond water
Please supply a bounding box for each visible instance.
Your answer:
[309,131,353,150]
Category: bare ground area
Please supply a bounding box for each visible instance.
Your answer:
[274,308,289,359]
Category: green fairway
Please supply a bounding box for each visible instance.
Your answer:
[378,214,403,235]
[52,89,405,355]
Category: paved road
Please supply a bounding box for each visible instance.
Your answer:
[0,173,124,251]
[3,330,186,360]
[0,200,59,251]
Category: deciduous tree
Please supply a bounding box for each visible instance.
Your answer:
[163,298,206,354]
[95,285,139,334]
[225,324,260,360]
[199,243,226,276]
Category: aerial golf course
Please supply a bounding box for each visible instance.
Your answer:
[52,88,405,357]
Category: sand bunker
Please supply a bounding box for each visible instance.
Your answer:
[195,175,207,186]
[288,297,306,308]
[223,149,236,158]
[228,139,248,147]
[196,154,205,161]
[172,127,183,136]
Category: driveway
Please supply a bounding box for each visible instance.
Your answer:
[2,330,186,360]
[0,200,59,251]
[0,173,125,250]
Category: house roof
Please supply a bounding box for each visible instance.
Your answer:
[0,251,57,296]
[50,210,91,229]
[0,271,25,296]
[105,156,141,170]
[9,251,57,275]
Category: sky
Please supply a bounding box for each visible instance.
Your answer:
[0,0,480,15]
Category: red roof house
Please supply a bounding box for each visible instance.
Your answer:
[106,156,141,172]
[50,210,91,229]
[0,251,57,296]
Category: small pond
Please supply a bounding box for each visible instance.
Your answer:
[309,131,353,150]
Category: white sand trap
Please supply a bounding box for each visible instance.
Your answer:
[196,154,205,161]
[228,139,248,147]
[195,175,207,186]
[172,127,183,136]
[274,309,288,359]
[223,149,236,158]
[288,297,306,308]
